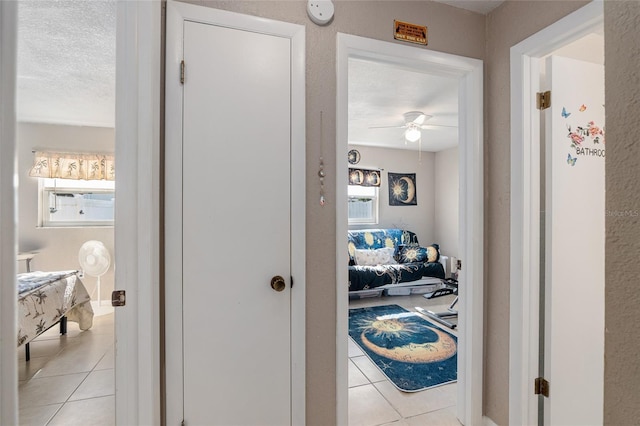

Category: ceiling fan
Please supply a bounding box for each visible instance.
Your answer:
[369,111,457,143]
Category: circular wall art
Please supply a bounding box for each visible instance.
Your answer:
[348,149,361,165]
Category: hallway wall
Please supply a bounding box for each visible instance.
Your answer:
[603,1,640,423]
[179,1,485,424]
[484,1,588,422]
[169,1,640,425]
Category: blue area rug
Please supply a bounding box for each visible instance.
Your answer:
[349,304,457,392]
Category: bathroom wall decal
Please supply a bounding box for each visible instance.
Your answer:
[562,103,605,164]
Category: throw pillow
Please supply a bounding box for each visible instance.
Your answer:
[396,243,440,263]
[425,244,440,263]
[354,247,398,266]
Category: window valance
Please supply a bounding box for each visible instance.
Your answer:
[349,168,381,187]
[29,151,115,181]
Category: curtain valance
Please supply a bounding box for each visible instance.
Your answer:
[29,151,115,181]
[348,168,381,187]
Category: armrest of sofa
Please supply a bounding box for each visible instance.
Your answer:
[439,255,448,277]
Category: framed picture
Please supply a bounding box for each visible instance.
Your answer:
[388,172,417,206]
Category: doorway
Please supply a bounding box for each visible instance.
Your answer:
[0,1,161,424]
[509,2,604,424]
[336,33,484,426]
[15,1,117,423]
[345,57,460,424]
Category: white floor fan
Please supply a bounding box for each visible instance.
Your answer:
[78,240,112,315]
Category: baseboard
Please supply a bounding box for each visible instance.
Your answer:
[483,416,499,426]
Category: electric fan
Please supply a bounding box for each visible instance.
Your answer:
[78,240,111,306]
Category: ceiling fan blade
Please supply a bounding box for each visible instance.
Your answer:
[420,124,458,129]
[368,125,406,129]
[403,111,430,125]
[414,113,427,125]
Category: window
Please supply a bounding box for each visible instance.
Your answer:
[348,185,378,225]
[40,178,115,227]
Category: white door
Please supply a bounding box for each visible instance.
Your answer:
[544,55,605,425]
[165,3,305,425]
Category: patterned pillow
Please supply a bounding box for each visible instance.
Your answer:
[396,244,440,264]
[354,247,398,266]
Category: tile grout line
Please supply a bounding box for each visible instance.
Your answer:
[44,344,114,425]
[21,316,114,426]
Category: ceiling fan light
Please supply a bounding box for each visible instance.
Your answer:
[405,124,421,142]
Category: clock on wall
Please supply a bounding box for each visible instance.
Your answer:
[348,149,360,165]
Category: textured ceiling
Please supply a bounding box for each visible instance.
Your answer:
[17,0,116,128]
[348,57,459,153]
[14,0,493,132]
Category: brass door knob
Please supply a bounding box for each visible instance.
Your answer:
[271,276,286,292]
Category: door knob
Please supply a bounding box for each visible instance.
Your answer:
[271,276,286,292]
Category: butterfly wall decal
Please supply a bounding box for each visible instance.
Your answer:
[579,104,587,112]
[562,107,571,118]
[567,153,577,166]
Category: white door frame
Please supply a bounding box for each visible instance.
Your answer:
[164,2,306,425]
[508,2,604,425]
[0,1,18,424]
[336,33,484,426]
[0,1,161,424]
[114,1,161,424]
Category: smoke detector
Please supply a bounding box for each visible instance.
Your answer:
[307,1,334,26]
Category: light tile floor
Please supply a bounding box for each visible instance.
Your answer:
[17,294,457,426]
[348,293,461,426]
[18,312,114,426]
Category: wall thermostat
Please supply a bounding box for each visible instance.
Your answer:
[307,0,334,26]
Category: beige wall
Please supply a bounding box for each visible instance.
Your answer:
[434,146,458,260]
[348,145,436,243]
[183,1,485,424]
[17,123,115,302]
[603,1,640,423]
[172,1,640,425]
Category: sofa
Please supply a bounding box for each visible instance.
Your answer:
[348,228,445,292]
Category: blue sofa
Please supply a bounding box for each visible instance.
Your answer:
[348,229,445,292]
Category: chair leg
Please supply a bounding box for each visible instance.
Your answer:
[60,316,67,335]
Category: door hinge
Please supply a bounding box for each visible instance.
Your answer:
[534,376,550,397]
[291,275,294,288]
[180,60,185,85]
[111,290,126,307]
[537,90,551,110]
[456,259,462,271]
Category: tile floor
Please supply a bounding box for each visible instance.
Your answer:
[17,293,457,426]
[18,310,114,426]
[348,292,460,426]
